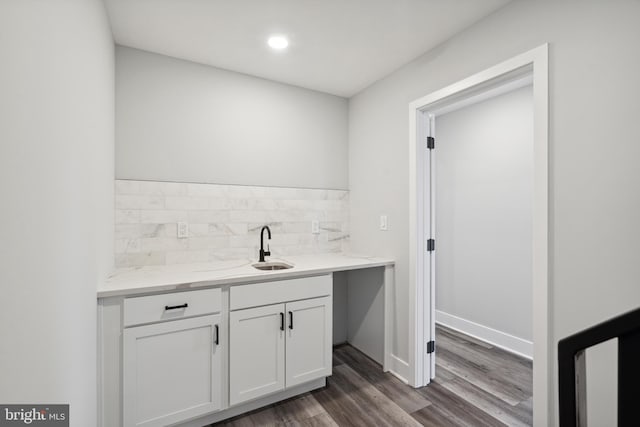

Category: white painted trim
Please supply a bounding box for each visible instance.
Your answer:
[97,300,103,427]
[432,74,533,116]
[383,265,394,372]
[387,354,411,384]
[408,103,428,387]
[531,43,550,427]
[427,115,436,382]
[436,311,533,360]
[408,44,549,426]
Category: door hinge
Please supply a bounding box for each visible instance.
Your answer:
[426,340,435,354]
[427,238,435,252]
[426,136,435,150]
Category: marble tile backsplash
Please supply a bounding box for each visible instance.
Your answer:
[115,180,350,267]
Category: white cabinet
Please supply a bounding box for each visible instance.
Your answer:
[285,297,332,387]
[229,276,332,407]
[229,304,285,405]
[122,290,223,427]
[105,275,333,426]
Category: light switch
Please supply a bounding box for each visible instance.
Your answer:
[311,220,320,234]
[380,215,388,231]
[177,222,189,238]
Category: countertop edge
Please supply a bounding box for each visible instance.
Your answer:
[97,257,394,299]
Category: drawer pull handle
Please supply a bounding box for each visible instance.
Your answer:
[280,312,285,331]
[289,311,293,330]
[165,303,188,311]
[214,324,219,346]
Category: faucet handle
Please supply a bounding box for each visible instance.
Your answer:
[265,244,271,257]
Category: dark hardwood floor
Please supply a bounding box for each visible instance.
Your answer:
[212,325,533,426]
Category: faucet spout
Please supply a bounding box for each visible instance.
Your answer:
[259,226,272,262]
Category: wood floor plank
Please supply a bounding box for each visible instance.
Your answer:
[410,403,465,427]
[437,333,533,401]
[414,381,507,427]
[333,345,432,413]
[289,412,339,427]
[272,394,327,424]
[437,329,532,381]
[211,325,532,426]
[328,364,423,426]
[516,397,533,413]
[431,362,457,383]
[437,326,493,349]
[311,376,384,427]
[439,376,532,427]
[215,414,255,427]
[438,327,533,382]
[436,346,528,405]
[332,347,345,367]
[242,405,281,426]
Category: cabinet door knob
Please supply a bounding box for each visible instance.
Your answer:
[214,324,219,346]
[289,311,293,330]
[164,303,188,311]
[280,312,285,331]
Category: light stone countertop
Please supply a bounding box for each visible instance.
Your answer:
[98,253,394,298]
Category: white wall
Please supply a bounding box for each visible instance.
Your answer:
[435,86,533,342]
[347,268,385,364]
[116,46,348,189]
[0,1,114,426]
[348,1,640,425]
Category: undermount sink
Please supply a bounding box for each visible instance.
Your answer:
[252,261,293,271]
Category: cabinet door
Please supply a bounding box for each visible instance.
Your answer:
[123,314,222,427]
[285,296,332,387]
[229,304,285,406]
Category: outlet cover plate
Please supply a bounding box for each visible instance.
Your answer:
[379,215,388,231]
[177,222,189,238]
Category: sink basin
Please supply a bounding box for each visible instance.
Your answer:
[252,261,293,271]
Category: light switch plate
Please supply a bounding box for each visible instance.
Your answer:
[177,222,189,238]
[311,220,320,234]
[379,215,388,231]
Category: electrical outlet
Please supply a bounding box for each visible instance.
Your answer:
[177,222,189,238]
[379,215,388,231]
[311,220,320,234]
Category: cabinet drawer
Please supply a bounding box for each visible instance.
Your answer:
[230,275,331,311]
[124,288,221,327]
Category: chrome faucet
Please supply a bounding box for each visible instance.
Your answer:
[259,226,271,262]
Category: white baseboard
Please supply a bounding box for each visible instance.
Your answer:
[387,354,410,384]
[436,310,533,360]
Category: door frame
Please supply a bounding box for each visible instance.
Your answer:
[407,44,549,424]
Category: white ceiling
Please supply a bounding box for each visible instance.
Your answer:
[105,0,511,97]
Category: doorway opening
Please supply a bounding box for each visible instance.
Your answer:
[408,45,549,424]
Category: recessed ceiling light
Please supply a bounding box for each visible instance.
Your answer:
[268,36,288,50]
